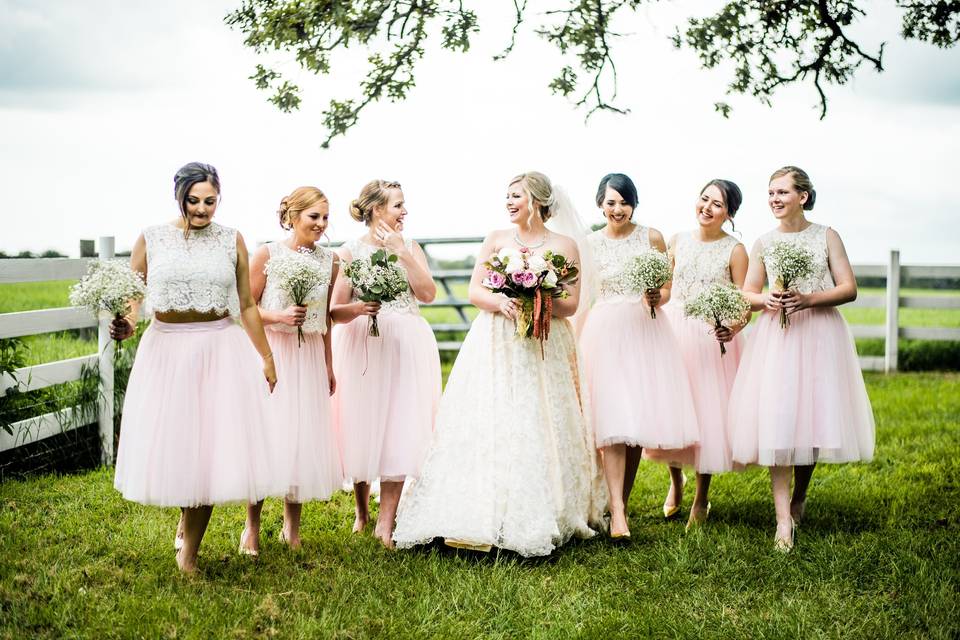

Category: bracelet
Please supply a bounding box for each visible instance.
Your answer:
[262,352,274,360]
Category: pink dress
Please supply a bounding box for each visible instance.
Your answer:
[728,224,875,466]
[647,232,744,473]
[579,225,700,453]
[114,222,276,507]
[259,242,342,502]
[332,238,441,483]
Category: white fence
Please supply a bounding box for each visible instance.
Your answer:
[1,240,957,460]
[1,238,116,460]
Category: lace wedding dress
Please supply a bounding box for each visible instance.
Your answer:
[392,305,607,557]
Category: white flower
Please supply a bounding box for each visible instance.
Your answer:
[542,270,558,288]
[625,249,672,293]
[264,250,330,304]
[69,259,146,318]
[498,248,524,273]
[526,254,548,274]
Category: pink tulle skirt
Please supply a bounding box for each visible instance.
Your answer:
[332,311,441,483]
[579,299,700,452]
[264,329,342,502]
[644,302,744,473]
[728,307,875,467]
[114,318,276,507]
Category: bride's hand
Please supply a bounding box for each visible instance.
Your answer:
[374,221,405,254]
[498,296,519,320]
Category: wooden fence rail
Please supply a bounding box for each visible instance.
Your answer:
[1,238,957,460]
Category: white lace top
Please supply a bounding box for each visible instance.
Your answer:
[143,222,240,318]
[586,224,652,302]
[670,232,741,303]
[758,223,835,293]
[344,238,420,315]
[260,242,334,335]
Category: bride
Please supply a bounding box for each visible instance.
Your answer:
[392,172,606,557]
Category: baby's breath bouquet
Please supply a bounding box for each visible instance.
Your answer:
[264,248,331,346]
[625,249,672,318]
[763,241,815,329]
[684,283,751,356]
[70,259,146,357]
[343,248,408,337]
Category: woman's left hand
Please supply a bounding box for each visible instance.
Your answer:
[327,368,336,396]
[779,290,813,315]
[263,358,277,393]
[374,221,405,254]
[644,288,662,309]
[714,326,735,343]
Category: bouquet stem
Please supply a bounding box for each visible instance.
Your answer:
[777,280,791,329]
[714,318,727,357]
[112,313,124,369]
[368,314,380,337]
[648,289,657,319]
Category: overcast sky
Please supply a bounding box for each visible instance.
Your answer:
[1,0,958,265]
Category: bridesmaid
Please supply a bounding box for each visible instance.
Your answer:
[241,187,342,553]
[331,180,441,548]
[579,173,700,538]
[111,162,277,573]
[647,179,749,530]
[728,166,875,551]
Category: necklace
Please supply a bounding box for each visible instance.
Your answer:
[513,230,547,250]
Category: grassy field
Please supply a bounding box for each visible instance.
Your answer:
[0,372,957,638]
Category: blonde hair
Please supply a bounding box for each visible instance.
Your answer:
[770,166,816,211]
[510,172,555,222]
[349,180,401,225]
[279,186,328,230]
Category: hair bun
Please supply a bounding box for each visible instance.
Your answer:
[278,198,291,230]
[349,199,365,223]
[803,188,817,211]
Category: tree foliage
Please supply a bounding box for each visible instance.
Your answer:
[225,0,960,147]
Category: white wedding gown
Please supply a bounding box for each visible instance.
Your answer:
[392,310,607,557]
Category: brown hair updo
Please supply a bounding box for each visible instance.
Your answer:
[510,171,555,223]
[349,180,402,226]
[278,186,328,230]
[173,162,220,238]
[770,166,816,211]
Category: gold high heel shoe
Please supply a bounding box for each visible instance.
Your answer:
[774,518,796,553]
[444,538,493,553]
[238,528,259,557]
[662,473,687,519]
[685,502,711,533]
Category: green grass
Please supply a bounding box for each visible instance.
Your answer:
[0,280,76,313]
[0,372,957,638]
[841,286,960,328]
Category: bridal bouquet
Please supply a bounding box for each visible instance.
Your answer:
[69,259,146,357]
[264,248,331,346]
[763,241,815,329]
[625,249,672,318]
[482,247,579,355]
[343,248,408,337]
[684,283,751,356]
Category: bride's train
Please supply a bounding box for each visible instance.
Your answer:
[392,311,607,557]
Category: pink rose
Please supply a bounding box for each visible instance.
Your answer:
[484,270,507,289]
[520,270,538,288]
[510,271,526,286]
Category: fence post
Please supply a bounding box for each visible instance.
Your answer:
[97,236,116,464]
[884,249,900,373]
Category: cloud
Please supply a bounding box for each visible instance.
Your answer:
[0,0,236,101]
